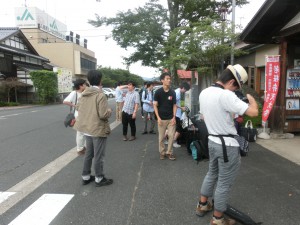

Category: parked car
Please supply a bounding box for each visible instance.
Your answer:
[103,88,115,98]
[102,89,109,98]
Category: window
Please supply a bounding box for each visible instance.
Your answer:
[249,67,255,89]
[80,57,96,70]
[260,68,265,90]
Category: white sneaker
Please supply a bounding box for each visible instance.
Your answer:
[173,142,181,148]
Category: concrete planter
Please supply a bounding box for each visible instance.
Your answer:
[257,127,270,135]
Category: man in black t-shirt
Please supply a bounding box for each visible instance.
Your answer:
[153,72,177,160]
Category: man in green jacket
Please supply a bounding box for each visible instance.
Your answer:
[74,70,113,187]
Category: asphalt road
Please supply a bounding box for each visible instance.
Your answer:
[1,101,300,225]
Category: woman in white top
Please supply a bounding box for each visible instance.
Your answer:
[63,79,88,155]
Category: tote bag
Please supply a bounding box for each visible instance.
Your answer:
[240,120,257,142]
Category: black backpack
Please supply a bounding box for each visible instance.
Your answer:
[190,140,209,163]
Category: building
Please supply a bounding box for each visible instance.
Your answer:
[237,0,300,133]
[14,7,97,94]
[0,27,51,102]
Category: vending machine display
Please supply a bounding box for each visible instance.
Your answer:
[286,69,300,97]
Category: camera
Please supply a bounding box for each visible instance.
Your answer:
[235,90,249,103]
[241,96,249,103]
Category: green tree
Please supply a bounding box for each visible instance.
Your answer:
[89,0,249,85]
[99,67,144,87]
[165,18,243,85]
[30,70,58,104]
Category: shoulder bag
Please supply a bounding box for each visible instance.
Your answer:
[64,93,77,127]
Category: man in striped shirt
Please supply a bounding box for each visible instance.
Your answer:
[122,81,140,141]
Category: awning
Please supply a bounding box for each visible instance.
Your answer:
[14,62,46,71]
[240,0,300,44]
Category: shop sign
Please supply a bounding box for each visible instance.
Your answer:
[262,55,280,125]
[15,7,66,40]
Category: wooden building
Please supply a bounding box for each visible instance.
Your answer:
[238,0,300,133]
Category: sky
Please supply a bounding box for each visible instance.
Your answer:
[0,0,265,78]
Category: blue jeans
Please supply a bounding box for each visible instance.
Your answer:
[200,140,241,212]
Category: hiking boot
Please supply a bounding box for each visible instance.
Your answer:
[195,201,213,217]
[173,142,181,148]
[210,217,236,225]
[95,177,113,187]
[166,153,176,160]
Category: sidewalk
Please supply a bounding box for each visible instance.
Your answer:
[0,105,35,111]
[107,116,300,225]
[256,134,300,165]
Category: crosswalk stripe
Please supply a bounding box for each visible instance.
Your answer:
[0,192,16,204]
[8,194,74,225]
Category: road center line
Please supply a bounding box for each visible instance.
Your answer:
[0,120,121,215]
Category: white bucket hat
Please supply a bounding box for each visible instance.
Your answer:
[227,64,248,88]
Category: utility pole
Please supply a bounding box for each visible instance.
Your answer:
[219,6,228,72]
[230,0,236,65]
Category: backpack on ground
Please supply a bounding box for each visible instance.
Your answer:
[190,140,208,163]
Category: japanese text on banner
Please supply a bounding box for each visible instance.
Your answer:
[262,56,280,125]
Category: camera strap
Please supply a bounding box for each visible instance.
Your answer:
[212,83,224,89]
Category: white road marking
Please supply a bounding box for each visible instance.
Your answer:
[8,194,74,225]
[0,109,46,119]
[4,113,20,117]
[0,192,16,204]
[0,147,78,216]
[0,120,120,215]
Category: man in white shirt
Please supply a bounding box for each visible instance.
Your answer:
[195,64,258,225]
[115,82,127,121]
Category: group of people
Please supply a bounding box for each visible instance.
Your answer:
[63,64,259,225]
[114,76,191,156]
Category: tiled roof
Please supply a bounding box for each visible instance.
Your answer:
[177,70,198,79]
[0,27,19,41]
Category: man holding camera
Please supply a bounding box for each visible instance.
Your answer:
[196,64,258,225]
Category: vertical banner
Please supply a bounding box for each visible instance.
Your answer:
[262,55,281,126]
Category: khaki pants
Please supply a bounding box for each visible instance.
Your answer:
[158,119,176,155]
[116,102,123,121]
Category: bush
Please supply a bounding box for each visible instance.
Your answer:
[0,101,20,107]
[242,103,262,128]
[30,70,58,104]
